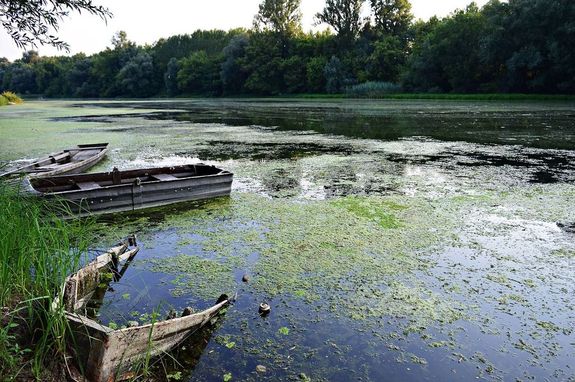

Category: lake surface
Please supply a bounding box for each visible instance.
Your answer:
[1,99,574,381]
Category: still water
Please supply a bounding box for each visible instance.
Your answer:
[1,99,574,381]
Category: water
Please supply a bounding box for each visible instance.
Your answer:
[1,99,574,381]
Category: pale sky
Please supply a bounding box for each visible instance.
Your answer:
[0,0,489,61]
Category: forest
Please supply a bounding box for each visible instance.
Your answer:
[0,0,574,98]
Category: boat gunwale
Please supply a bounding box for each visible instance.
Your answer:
[27,165,233,196]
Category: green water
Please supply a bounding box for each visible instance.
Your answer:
[1,99,574,381]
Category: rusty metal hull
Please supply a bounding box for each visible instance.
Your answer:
[24,164,233,216]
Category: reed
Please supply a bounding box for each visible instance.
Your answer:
[0,91,23,105]
[0,182,93,379]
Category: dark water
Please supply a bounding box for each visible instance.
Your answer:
[5,99,575,381]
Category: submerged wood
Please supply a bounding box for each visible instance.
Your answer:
[23,163,233,216]
[57,238,231,382]
[0,143,108,178]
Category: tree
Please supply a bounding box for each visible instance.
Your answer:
[366,35,405,82]
[324,56,344,93]
[111,31,132,50]
[369,0,413,37]
[67,56,99,97]
[7,63,36,94]
[164,58,180,96]
[403,4,490,92]
[315,0,365,43]
[480,0,575,93]
[254,0,302,37]
[22,50,40,64]
[0,0,111,50]
[116,52,155,97]
[243,32,285,94]
[282,55,307,93]
[221,34,250,94]
[177,51,222,95]
[306,56,328,93]
[34,56,69,96]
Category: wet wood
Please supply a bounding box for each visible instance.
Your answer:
[56,238,231,382]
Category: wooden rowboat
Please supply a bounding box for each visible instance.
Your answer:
[57,237,232,382]
[23,164,233,216]
[0,143,108,178]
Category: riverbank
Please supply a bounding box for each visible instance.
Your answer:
[0,184,93,380]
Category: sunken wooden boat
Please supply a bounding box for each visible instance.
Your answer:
[0,143,108,178]
[23,164,233,216]
[57,237,232,382]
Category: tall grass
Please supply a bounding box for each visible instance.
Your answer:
[0,91,23,106]
[0,182,93,379]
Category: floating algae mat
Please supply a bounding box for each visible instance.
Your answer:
[2,99,574,381]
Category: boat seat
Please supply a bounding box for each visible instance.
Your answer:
[152,173,178,181]
[76,181,101,190]
[50,152,71,163]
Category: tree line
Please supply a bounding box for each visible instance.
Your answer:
[1,0,573,97]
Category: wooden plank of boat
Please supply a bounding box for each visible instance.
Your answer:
[0,143,109,178]
[56,237,232,382]
[24,164,234,216]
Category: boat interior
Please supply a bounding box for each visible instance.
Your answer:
[30,144,108,172]
[30,164,229,193]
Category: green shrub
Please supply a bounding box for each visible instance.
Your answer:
[0,91,23,105]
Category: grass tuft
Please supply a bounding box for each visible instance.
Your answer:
[0,182,93,380]
[0,91,23,106]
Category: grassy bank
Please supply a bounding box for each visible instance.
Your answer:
[345,93,575,101]
[0,183,93,380]
[253,92,575,101]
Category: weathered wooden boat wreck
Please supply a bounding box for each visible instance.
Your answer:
[57,238,232,382]
[0,143,108,178]
[23,164,233,215]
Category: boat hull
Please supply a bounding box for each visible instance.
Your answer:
[25,164,233,216]
[29,144,108,178]
[1,143,108,178]
[57,239,230,382]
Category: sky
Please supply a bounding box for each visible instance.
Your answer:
[0,0,489,61]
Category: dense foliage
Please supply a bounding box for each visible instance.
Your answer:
[0,0,573,97]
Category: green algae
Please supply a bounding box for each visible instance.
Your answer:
[331,196,406,228]
[145,254,237,300]
[551,249,575,258]
[142,192,467,346]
